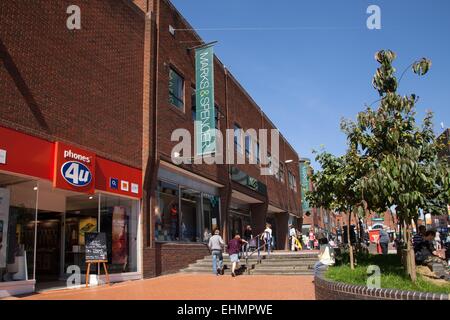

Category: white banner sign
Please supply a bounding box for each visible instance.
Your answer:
[0,188,10,268]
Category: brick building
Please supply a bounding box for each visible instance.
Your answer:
[0,0,146,297]
[0,0,302,296]
[134,0,301,277]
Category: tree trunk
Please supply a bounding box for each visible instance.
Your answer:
[402,220,417,282]
[347,211,355,270]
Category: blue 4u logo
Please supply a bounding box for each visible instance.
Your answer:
[61,161,92,187]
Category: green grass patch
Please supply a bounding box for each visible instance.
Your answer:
[325,254,450,294]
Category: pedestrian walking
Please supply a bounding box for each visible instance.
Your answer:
[308,229,315,250]
[228,234,248,277]
[261,223,273,252]
[313,237,335,276]
[302,234,309,250]
[208,229,225,275]
[379,227,390,255]
[289,224,298,251]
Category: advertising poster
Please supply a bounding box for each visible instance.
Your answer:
[78,217,97,245]
[0,188,10,268]
[112,206,128,265]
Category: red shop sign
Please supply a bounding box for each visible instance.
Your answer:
[53,142,96,194]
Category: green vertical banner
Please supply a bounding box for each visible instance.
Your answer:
[195,45,216,156]
[299,160,311,212]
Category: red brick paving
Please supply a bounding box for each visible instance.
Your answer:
[13,274,315,300]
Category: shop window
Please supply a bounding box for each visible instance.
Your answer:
[202,194,220,242]
[155,181,179,242]
[100,195,139,274]
[168,68,184,110]
[65,194,99,276]
[155,180,221,243]
[0,174,37,282]
[180,188,202,242]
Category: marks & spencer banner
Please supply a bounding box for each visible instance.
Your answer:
[299,161,311,213]
[195,45,216,156]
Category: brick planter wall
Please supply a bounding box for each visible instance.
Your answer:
[315,272,450,300]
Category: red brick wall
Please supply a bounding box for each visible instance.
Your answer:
[155,243,209,275]
[0,0,145,168]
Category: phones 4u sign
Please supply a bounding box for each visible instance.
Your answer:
[53,142,96,194]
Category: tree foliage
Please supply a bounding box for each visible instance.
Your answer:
[306,49,450,278]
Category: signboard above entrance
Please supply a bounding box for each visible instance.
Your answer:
[53,142,96,194]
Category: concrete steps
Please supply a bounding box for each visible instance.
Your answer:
[180,251,318,275]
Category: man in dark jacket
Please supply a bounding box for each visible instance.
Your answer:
[379,227,390,255]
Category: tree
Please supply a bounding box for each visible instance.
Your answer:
[307,50,450,280]
[306,149,367,270]
[341,50,450,281]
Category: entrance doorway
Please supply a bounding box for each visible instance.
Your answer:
[35,212,62,282]
[229,210,251,240]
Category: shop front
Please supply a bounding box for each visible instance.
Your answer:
[0,126,142,297]
[154,162,222,244]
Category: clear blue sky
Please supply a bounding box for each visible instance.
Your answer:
[171,0,450,169]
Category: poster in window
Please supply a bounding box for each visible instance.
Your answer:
[79,217,97,245]
[0,188,10,268]
[112,206,128,265]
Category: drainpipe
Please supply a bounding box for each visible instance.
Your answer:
[142,0,160,250]
[223,66,231,241]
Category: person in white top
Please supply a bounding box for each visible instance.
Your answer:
[434,231,441,250]
[313,237,335,276]
[261,223,273,252]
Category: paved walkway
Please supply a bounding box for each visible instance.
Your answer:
[9,274,315,300]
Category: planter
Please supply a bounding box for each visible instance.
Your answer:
[314,271,450,300]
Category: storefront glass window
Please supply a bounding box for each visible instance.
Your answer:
[155,181,179,241]
[100,195,139,274]
[155,180,221,243]
[202,194,220,242]
[180,188,202,242]
[0,174,37,283]
[65,194,99,276]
